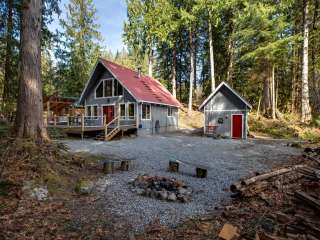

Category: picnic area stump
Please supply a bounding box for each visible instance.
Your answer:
[103,160,115,174]
[120,160,129,171]
[196,167,207,178]
[169,161,179,172]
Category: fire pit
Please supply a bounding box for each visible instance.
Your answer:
[129,175,192,203]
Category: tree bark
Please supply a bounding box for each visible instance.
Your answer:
[15,0,49,141]
[148,48,153,77]
[301,0,312,123]
[2,0,14,116]
[262,61,272,117]
[291,45,298,113]
[188,28,195,114]
[208,21,215,92]
[271,64,276,120]
[171,47,177,98]
[226,26,235,86]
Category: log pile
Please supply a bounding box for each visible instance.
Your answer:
[219,146,320,240]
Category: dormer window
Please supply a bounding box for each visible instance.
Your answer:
[95,78,123,98]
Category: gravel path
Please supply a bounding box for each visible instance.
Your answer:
[63,134,301,232]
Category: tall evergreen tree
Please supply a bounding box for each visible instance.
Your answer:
[58,0,102,96]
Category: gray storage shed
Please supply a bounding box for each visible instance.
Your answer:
[199,82,252,139]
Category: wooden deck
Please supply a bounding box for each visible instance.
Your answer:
[62,127,105,134]
[46,115,137,140]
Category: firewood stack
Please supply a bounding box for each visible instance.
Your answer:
[220,146,320,240]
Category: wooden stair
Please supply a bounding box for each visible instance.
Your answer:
[105,127,121,141]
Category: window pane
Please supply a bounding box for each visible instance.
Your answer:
[93,106,98,116]
[86,106,91,116]
[117,82,123,96]
[96,81,103,98]
[128,103,135,119]
[142,104,150,120]
[147,105,150,119]
[104,80,112,97]
[120,104,126,118]
[168,107,172,116]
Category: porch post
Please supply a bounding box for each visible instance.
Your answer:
[81,114,84,140]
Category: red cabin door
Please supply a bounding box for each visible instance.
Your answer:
[232,114,243,139]
[103,106,114,124]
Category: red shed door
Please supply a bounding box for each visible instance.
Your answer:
[232,114,243,139]
[103,106,114,124]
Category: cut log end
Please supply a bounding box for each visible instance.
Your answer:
[169,161,179,172]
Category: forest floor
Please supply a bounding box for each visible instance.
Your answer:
[0,119,319,240]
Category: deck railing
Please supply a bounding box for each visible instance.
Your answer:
[46,115,105,128]
[45,115,136,129]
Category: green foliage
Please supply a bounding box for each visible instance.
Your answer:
[55,0,102,97]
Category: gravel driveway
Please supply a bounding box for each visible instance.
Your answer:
[64,134,301,232]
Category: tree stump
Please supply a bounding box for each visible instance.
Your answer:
[103,161,114,174]
[169,161,179,172]
[196,168,207,178]
[120,160,129,171]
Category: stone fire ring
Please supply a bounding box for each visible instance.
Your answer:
[129,175,192,203]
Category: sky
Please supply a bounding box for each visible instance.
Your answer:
[49,0,128,53]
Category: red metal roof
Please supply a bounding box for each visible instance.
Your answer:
[99,58,181,107]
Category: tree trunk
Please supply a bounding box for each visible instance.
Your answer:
[226,26,235,86]
[271,65,276,120]
[2,0,14,116]
[171,47,177,98]
[15,0,49,141]
[301,0,312,123]
[291,46,298,113]
[188,29,195,114]
[262,61,272,117]
[209,21,215,92]
[148,49,153,77]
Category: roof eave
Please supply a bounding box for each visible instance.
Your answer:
[198,81,252,110]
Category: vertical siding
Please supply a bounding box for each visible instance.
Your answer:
[138,104,178,135]
[204,110,248,138]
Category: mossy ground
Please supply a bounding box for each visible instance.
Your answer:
[249,112,320,142]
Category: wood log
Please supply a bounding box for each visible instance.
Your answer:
[306,155,320,165]
[230,165,306,193]
[103,161,114,174]
[196,168,207,178]
[294,191,320,211]
[120,160,129,171]
[168,161,179,172]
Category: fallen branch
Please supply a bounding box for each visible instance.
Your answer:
[230,165,306,193]
[294,191,320,211]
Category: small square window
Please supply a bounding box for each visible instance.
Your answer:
[218,117,224,124]
[167,107,173,117]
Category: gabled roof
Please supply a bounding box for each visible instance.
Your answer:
[199,81,252,110]
[79,58,181,108]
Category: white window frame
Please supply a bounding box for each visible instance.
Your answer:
[141,103,151,120]
[119,102,136,120]
[94,78,123,99]
[85,105,99,118]
[95,80,104,98]
[167,107,173,117]
[119,103,126,120]
[127,103,135,120]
